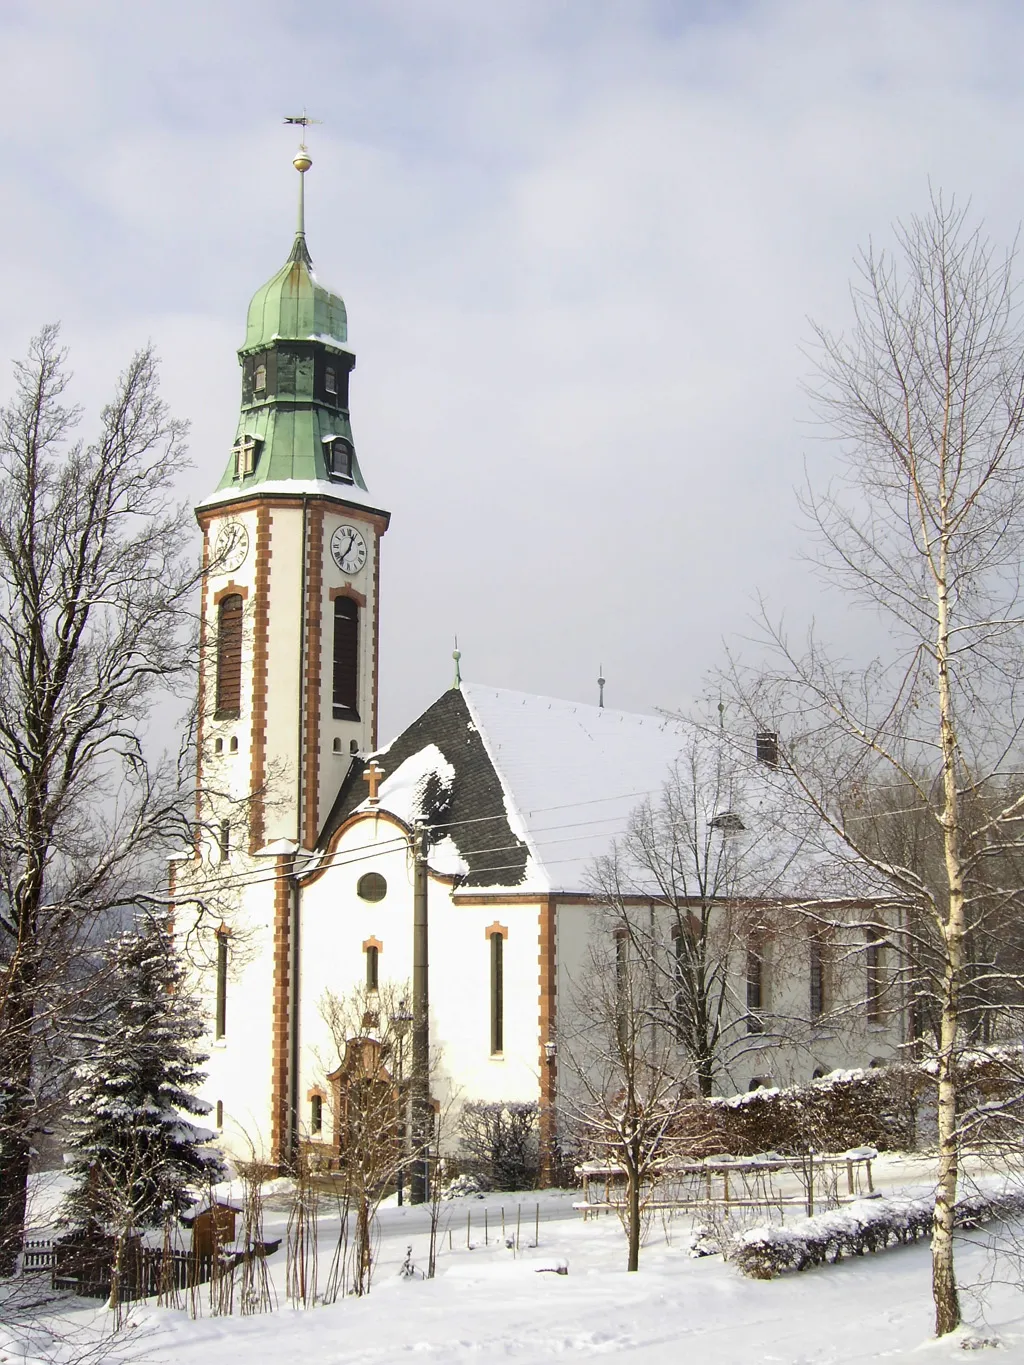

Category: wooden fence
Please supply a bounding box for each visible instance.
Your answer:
[22,1239,213,1301]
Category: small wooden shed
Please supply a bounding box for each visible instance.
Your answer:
[180,1198,241,1258]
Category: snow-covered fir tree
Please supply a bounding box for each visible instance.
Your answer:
[63,922,226,1232]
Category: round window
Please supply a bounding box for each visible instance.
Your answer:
[357,872,387,903]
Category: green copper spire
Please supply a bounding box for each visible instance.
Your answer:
[200,142,383,507]
[242,148,348,354]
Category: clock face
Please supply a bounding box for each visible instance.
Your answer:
[213,520,249,574]
[331,524,368,575]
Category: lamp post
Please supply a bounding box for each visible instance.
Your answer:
[390,998,414,1206]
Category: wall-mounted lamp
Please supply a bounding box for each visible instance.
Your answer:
[544,1040,557,1063]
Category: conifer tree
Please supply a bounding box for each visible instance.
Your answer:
[63,923,225,1234]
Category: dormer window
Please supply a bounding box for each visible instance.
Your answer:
[323,436,353,483]
[233,435,261,479]
[325,365,338,395]
[254,362,267,393]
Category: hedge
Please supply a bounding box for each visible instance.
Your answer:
[733,1188,1024,1279]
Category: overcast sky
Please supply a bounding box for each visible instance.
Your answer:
[2,1,1024,738]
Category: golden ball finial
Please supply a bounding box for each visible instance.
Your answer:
[293,149,312,173]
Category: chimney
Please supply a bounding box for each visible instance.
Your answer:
[755,731,779,768]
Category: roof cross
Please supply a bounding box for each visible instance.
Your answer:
[362,760,384,806]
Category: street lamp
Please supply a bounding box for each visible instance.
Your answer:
[390,998,414,1207]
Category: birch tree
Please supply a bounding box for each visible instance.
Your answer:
[0,326,200,1276]
[727,196,1024,1335]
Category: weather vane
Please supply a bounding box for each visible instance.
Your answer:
[283,113,321,233]
[284,112,321,152]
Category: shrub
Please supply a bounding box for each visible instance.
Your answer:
[733,1188,1024,1278]
[458,1102,538,1191]
[670,1065,924,1157]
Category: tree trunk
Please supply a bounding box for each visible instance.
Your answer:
[931,551,963,1337]
[0,970,36,1276]
[626,1169,640,1272]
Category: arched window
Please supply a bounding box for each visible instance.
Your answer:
[490,932,504,1055]
[746,937,764,1034]
[333,597,359,717]
[809,934,825,1019]
[311,1093,323,1135]
[215,594,243,718]
[365,944,379,991]
[215,930,229,1040]
[866,927,884,1022]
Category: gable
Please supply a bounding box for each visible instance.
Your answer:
[318,688,530,889]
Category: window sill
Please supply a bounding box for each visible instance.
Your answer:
[212,1038,227,1049]
[489,1052,504,1061]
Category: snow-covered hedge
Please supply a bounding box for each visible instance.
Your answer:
[671,1066,922,1157]
[733,1189,1024,1279]
[671,1048,1024,1158]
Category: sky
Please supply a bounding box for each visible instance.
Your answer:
[3,0,1024,739]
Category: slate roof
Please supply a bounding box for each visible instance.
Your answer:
[319,687,530,889]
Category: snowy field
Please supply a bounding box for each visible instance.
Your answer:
[10,1159,1024,1364]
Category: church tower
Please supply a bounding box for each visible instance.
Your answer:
[195,144,390,857]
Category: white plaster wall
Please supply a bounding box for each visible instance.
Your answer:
[180,864,279,1163]
[263,505,304,842]
[296,816,542,1148]
[554,900,905,1104]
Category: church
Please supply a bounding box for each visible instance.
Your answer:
[177,146,906,1179]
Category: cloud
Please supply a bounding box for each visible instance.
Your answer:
[1,0,1023,732]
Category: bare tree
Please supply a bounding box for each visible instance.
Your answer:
[560,930,688,1272]
[589,728,861,1098]
[0,325,201,1275]
[317,982,421,1296]
[726,195,1024,1335]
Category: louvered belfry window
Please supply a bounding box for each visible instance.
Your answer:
[215,594,243,718]
[333,597,359,717]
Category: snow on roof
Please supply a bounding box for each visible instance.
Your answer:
[195,478,385,514]
[460,684,687,894]
[326,683,890,901]
[458,684,884,900]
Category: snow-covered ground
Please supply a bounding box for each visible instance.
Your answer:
[11,1159,1024,1364]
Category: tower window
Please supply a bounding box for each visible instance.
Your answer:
[254,363,267,393]
[233,436,259,479]
[325,365,337,395]
[323,437,353,483]
[490,932,504,1055]
[311,1094,323,1135]
[215,594,243,718]
[229,736,238,753]
[215,930,228,1039]
[214,737,223,755]
[366,944,379,992]
[333,597,359,717]
[215,1100,224,1127]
